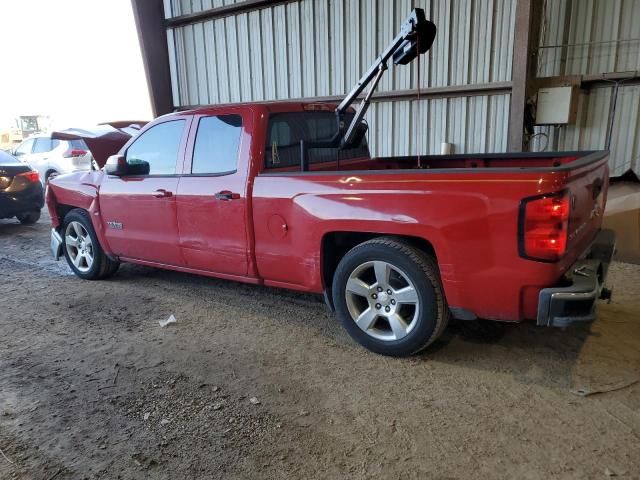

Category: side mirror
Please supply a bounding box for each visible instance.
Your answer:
[105,155,151,176]
[342,122,368,149]
[104,155,127,176]
[127,159,150,176]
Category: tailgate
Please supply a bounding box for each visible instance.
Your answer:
[565,152,610,255]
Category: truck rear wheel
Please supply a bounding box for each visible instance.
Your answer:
[332,238,448,356]
[62,209,120,280]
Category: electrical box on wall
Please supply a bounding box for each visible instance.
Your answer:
[535,86,578,125]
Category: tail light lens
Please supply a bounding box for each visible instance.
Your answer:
[63,149,88,158]
[17,170,40,183]
[519,191,570,261]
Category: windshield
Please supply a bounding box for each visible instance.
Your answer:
[265,111,370,169]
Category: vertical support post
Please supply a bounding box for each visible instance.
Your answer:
[300,140,308,172]
[508,0,543,152]
[131,0,174,117]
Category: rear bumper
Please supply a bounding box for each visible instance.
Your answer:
[537,228,615,327]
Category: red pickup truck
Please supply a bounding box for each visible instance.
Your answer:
[46,101,614,356]
[46,9,614,356]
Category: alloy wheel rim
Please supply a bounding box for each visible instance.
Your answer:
[345,260,420,341]
[65,221,94,273]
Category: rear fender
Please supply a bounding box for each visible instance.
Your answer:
[313,220,458,305]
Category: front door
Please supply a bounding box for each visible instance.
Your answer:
[176,112,249,276]
[99,118,190,266]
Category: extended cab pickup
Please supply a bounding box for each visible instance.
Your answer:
[45,8,614,356]
[46,102,614,356]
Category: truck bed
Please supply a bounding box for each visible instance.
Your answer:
[263,151,603,174]
[253,149,609,321]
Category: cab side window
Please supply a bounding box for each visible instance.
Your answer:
[33,137,53,153]
[125,120,185,175]
[191,115,243,174]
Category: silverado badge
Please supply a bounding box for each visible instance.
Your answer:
[106,221,123,230]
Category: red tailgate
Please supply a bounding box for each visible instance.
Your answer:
[565,152,610,258]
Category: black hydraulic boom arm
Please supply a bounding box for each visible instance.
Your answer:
[336,8,436,148]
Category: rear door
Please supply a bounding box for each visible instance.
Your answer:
[176,111,249,275]
[99,117,191,266]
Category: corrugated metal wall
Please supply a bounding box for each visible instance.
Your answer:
[534,0,640,176]
[533,84,640,177]
[538,0,640,77]
[165,0,515,156]
[164,0,640,173]
[367,94,511,156]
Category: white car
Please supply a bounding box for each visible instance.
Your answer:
[12,134,93,183]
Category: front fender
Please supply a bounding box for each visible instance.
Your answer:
[46,171,115,257]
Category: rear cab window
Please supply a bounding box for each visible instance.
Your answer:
[264,111,370,171]
[125,120,186,175]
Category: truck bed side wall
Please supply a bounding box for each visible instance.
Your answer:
[251,169,600,321]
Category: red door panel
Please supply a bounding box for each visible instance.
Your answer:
[176,112,250,276]
[176,176,248,275]
[100,176,182,265]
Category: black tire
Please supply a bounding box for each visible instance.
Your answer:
[332,237,448,356]
[62,209,120,280]
[100,256,121,279]
[16,210,41,225]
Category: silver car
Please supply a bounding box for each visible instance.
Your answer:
[12,134,93,183]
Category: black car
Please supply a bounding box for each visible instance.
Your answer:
[0,150,44,224]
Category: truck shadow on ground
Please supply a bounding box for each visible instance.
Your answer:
[429,304,640,394]
[109,262,640,394]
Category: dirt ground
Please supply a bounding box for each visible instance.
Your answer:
[1,212,639,480]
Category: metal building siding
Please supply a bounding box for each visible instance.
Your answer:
[532,84,640,177]
[166,0,516,156]
[538,0,640,77]
[367,93,509,157]
[167,0,516,102]
[531,0,640,176]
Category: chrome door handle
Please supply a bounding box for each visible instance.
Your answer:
[214,190,240,201]
[152,189,173,198]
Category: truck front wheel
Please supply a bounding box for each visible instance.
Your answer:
[62,209,120,280]
[332,238,448,356]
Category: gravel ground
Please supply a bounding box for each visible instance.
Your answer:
[0,212,639,479]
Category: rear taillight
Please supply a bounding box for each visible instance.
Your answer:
[63,149,88,158]
[17,170,40,183]
[519,191,569,262]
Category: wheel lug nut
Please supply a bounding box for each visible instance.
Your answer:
[385,306,391,313]
[375,303,381,309]
[377,287,383,292]
[387,289,392,295]
[391,299,396,305]
[372,293,377,299]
